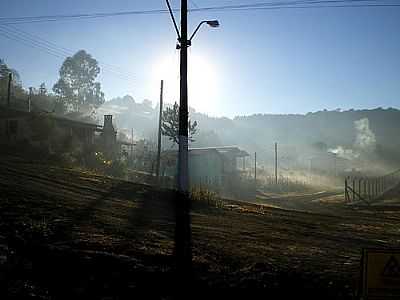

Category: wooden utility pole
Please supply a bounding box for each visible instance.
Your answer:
[130,128,134,167]
[254,152,257,187]
[156,80,164,180]
[164,0,192,283]
[28,87,33,112]
[178,0,189,193]
[7,73,12,107]
[275,142,278,184]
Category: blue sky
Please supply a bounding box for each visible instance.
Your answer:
[1,0,399,117]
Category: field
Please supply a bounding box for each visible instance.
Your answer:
[1,155,400,299]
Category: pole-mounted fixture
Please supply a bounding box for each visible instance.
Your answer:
[165,0,220,49]
[164,0,220,193]
[189,20,219,43]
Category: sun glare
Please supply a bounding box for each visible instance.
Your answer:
[152,52,219,114]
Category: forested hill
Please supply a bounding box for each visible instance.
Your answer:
[99,97,400,165]
[230,108,400,151]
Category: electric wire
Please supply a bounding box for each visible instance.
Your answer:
[0,25,136,84]
[2,25,136,81]
[0,0,398,25]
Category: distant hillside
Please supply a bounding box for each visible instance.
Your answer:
[97,97,400,168]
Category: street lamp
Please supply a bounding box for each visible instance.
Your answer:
[165,0,220,193]
[165,1,219,279]
[188,20,220,45]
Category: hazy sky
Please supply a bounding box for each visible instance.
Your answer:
[1,0,399,117]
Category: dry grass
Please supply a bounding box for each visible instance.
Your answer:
[1,155,400,298]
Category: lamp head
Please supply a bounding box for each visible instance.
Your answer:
[206,20,220,28]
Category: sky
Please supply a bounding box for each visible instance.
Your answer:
[1,0,399,118]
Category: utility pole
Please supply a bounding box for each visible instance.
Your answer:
[165,0,219,285]
[131,128,134,167]
[7,73,12,107]
[156,80,164,181]
[178,0,189,193]
[165,0,219,191]
[275,142,278,184]
[254,152,257,188]
[28,87,33,112]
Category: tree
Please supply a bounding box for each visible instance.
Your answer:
[39,82,47,95]
[161,102,198,145]
[0,59,23,100]
[53,50,105,112]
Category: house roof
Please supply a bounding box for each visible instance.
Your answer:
[0,105,102,131]
[162,146,249,158]
[189,146,250,157]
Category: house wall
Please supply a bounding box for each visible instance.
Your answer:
[0,117,33,143]
[189,151,223,188]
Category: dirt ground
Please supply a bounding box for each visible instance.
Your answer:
[1,155,400,299]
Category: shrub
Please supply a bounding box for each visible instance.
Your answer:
[190,187,223,208]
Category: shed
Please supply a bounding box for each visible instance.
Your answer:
[162,146,249,189]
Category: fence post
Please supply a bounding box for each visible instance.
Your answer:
[363,179,367,199]
[367,179,370,200]
[383,176,386,192]
[345,177,348,202]
[371,180,375,199]
[352,178,356,203]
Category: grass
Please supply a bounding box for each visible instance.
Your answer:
[1,154,400,298]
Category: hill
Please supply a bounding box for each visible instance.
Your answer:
[98,99,400,169]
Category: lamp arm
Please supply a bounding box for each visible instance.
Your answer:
[189,21,206,42]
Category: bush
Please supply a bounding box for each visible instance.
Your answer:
[86,151,127,178]
[190,187,223,208]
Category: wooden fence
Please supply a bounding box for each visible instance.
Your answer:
[344,169,400,205]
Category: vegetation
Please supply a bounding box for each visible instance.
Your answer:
[161,101,198,145]
[0,59,64,113]
[84,151,127,178]
[53,50,105,113]
[190,187,223,208]
[0,59,25,102]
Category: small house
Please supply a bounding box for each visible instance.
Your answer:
[162,146,249,190]
[0,106,124,159]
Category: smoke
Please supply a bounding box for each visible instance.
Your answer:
[328,146,359,160]
[354,118,376,152]
[328,118,376,160]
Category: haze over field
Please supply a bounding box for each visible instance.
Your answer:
[97,95,400,173]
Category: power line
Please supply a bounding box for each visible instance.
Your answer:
[2,25,137,81]
[0,25,136,83]
[202,3,400,13]
[189,0,400,13]
[0,0,398,25]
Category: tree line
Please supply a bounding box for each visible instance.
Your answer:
[1,50,105,116]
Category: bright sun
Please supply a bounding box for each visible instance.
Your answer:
[152,52,219,114]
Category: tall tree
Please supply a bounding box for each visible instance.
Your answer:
[161,102,198,145]
[53,50,105,112]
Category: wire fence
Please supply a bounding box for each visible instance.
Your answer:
[344,169,400,205]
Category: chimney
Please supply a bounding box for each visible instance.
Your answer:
[103,115,113,130]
